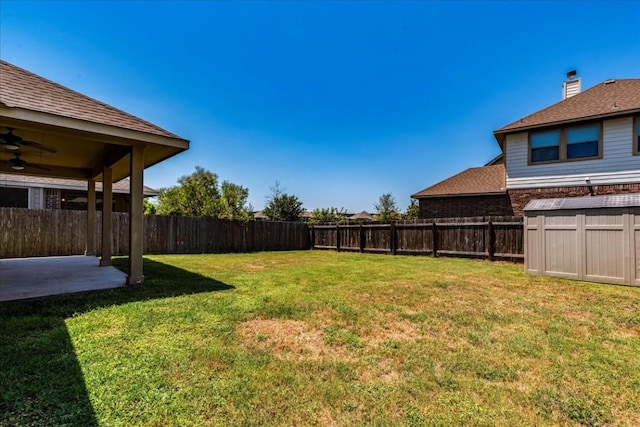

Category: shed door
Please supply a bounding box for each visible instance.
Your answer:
[583,209,626,285]
[543,212,579,279]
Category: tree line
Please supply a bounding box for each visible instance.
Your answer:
[146,166,419,222]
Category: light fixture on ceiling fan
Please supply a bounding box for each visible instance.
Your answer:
[9,152,51,171]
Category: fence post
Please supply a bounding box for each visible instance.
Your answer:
[336,224,341,252]
[487,220,495,261]
[359,223,365,253]
[310,225,315,250]
[390,221,397,255]
[432,222,438,258]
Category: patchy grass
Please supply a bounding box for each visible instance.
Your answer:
[1,251,639,426]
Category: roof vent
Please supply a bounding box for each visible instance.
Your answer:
[562,70,581,100]
[604,79,616,85]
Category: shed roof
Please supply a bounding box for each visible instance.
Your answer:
[524,194,640,212]
[0,60,181,139]
[412,164,505,198]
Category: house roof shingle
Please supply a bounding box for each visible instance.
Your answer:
[0,60,181,139]
[349,211,374,220]
[412,164,506,198]
[494,79,640,137]
[0,172,159,196]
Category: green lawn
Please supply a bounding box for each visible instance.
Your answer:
[1,251,639,426]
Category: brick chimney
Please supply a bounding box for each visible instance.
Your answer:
[562,70,581,100]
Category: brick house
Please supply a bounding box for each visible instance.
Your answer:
[413,73,640,218]
[411,156,513,218]
[0,172,159,212]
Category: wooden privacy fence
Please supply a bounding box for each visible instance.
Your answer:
[310,217,524,261]
[0,208,523,262]
[0,208,309,258]
[143,215,309,254]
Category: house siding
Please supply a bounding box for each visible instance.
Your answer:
[505,117,640,189]
[30,187,42,209]
[418,194,514,219]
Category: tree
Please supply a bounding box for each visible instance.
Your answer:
[143,198,157,215]
[263,182,304,221]
[374,193,401,221]
[309,207,347,224]
[219,181,252,221]
[157,166,221,216]
[404,199,419,219]
[156,186,184,216]
[156,166,251,220]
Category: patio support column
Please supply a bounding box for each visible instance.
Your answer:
[100,166,113,266]
[127,145,145,285]
[85,178,96,256]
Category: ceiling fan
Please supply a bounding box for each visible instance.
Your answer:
[0,127,57,153]
[8,152,52,171]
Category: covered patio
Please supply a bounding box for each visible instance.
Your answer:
[0,60,189,299]
[0,256,126,302]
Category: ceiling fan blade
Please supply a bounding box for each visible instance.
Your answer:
[20,140,58,154]
[0,129,19,143]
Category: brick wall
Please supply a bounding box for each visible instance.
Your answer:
[418,184,640,219]
[508,183,640,216]
[418,194,514,219]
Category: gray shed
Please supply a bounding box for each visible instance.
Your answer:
[524,194,640,286]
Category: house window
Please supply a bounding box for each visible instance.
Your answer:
[0,187,29,208]
[566,124,599,159]
[529,123,601,164]
[530,129,560,162]
[44,189,61,209]
[62,191,89,210]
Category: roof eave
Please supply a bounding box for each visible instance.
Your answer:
[412,190,506,199]
[0,106,189,148]
[494,108,640,139]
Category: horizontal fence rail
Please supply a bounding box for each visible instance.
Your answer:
[310,217,524,261]
[0,208,309,258]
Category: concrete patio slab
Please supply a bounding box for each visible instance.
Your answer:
[0,255,126,302]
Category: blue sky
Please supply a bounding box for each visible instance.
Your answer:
[1,1,639,213]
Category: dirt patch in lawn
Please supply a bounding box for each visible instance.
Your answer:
[243,263,266,271]
[363,316,421,347]
[358,359,401,384]
[237,318,354,362]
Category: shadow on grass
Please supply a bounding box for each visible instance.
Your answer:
[0,257,234,427]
